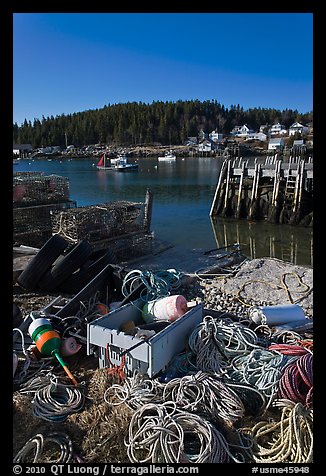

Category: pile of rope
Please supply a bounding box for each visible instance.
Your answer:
[278,353,313,408]
[228,348,298,407]
[242,399,313,463]
[125,401,239,463]
[253,325,305,346]
[32,376,85,422]
[13,432,73,463]
[121,268,183,302]
[106,369,267,424]
[104,371,164,410]
[188,316,259,375]
[162,371,245,426]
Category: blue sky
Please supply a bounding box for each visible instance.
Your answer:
[13,13,313,126]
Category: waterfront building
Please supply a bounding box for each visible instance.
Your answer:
[269,123,288,136]
[289,122,309,136]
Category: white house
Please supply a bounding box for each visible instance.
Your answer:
[246,132,267,142]
[268,138,285,150]
[289,122,309,136]
[13,143,33,155]
[269,123,288,136]
[209,130,223,143]
[230,124,255,138]
[197,139,216,153]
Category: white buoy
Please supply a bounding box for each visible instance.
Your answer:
[249,304,306,326]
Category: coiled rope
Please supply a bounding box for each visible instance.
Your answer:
[125,401,239,463]
[242,399,313,463]
[228,348,298,408]
[278,353,313,408]
[253,325,304,346]
[104,371,165,410]
[225,381,267,416]
[188,315,259,375]
[32,376,85,422]
[162,371,245,426]
[121,268,183,302]
[268,343,310,356]
[17,370,55,395]
[13,432,73,463]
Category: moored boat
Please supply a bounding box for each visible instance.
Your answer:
[115,156,138,172]
[96,153,115,170]
[158,149,176,161]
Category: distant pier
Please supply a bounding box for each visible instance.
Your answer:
[210,156,313,225]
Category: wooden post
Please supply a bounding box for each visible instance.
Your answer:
[248,163,260,220]
[268,159,282,223]
[290,159,305,224]
[222,159,232,216]
[236,161,245,218]
[144,188,153,231]
[210,159,228,216]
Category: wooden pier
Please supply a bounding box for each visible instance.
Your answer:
[210,156,313,225]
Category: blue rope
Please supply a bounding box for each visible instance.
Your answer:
[121,269,183,303]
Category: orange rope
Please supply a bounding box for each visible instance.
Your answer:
[106,343,126,382]
[298,339,313,351]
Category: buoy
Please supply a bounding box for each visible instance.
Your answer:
[61,337,82,356]
[28,316,78,386]
[96,303,110,315]
[142,295,188,323]
[249,304,306,326]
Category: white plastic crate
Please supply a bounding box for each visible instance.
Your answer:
[87,298,203,377]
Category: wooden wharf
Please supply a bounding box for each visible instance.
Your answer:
[210,156,313,225]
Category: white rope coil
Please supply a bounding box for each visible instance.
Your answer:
[188,315,259,375]
[125,401,237,463]
[163,371,245,426]
[104,371,165,410]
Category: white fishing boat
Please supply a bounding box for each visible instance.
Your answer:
[158,149,176,161]
[115,156,138,172]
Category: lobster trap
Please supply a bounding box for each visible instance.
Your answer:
[13,172,70,207]
[50,201,149,245]
[13,201,77,248]
[13,172,76,247]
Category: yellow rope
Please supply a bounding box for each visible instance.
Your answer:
[235,272,312,308]
[241,399,313,463]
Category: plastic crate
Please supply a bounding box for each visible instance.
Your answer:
[87,299,203,378]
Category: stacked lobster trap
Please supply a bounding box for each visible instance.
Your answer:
[13,172,77,248]
[50,196,154,262]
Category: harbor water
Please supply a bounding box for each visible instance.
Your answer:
[13,156,313,266]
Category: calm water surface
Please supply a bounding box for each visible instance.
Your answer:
[14,156,313,266]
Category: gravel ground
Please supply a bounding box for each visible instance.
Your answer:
[179,257,313,320]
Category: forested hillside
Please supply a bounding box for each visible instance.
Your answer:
[13,100,313,148]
